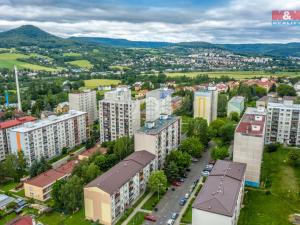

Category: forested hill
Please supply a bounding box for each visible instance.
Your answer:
[1,25,300,57]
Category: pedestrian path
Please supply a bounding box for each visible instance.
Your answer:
[121,192,153,225]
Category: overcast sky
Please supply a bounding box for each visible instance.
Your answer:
[0,0,300,43]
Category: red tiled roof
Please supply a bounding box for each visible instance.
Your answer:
[25,160,77,188]
[7,216,33,225]
[236,114,265,136]
[0,116,36,129]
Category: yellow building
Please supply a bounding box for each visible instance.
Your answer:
[54,102,69,114]
[84,151,156,225]
[193,87,218,125]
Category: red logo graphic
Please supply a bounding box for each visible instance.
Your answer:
[272,10,300,20]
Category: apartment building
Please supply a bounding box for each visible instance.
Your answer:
[84,151,156,225]
[9,110,88,165]
[227,96,245,117]
[24,160,77,201]
[233,107,266,187]
[99,87,140,143]
[265,99,300,145]
[134,114,181,168]
[69,90,98,125]
[192,160,246,225]
[146,88,172,121]
[0,116,36,161]
[194,86,218,124]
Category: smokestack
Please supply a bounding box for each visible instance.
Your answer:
[14,65,22,112]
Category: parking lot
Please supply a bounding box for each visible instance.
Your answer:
[143,146,211,225]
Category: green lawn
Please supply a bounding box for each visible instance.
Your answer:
[180,197,194,223]
[166,71,300,80]
[38,209,92,225]
[141,192,162,211]
[238,148,300,225]
[0,53,60,71]
[66,60,93,69]
[0,181,18,192]
[63,52,82,57]
[84,79,121,89]
[127,212,146,225]
[0,212,17,225]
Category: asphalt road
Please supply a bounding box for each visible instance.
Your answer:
[143,144,212,225]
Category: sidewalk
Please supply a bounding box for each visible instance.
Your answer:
[176,177,204,225]
[121,192,153,225]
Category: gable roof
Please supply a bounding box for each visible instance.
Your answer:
[193,160,246,217]
[85,150,155,194]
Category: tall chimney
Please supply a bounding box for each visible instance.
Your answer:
[14,65,22,112]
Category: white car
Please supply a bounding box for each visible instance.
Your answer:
[167,219,175,225]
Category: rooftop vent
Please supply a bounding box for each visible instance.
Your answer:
[255,115,263,121]
[145,121,155,129]
[159,114,169,120]
[251,125,261,131]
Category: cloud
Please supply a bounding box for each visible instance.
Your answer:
[0,0,299,43]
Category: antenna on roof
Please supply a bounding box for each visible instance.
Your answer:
[14,65,22,112]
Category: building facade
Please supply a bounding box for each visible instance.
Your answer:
[134,115,181,168]
[194,87,218,124]
[265,99,300,145]
[9,110,88,165]
[192,160,246,225]
[0,116,36,161]
[84,151,156,225]
[227,96,245,117]
[99,87,140,143]
[146,88,172,121]
[69,90,98,125]
[233,107,266,187]
[24,160,76,201]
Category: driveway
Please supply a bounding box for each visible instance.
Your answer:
[143,143,212,225]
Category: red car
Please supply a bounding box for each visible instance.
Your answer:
[144,214,157,222]
[172,181,182,186]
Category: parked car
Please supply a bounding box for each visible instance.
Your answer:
[191,158,199,162]
[178,177,185,182]
[182,173,188,178]
[172,181,182,186]
[205,164,214,170]
[179,198,187,206]
[186,167,191,172]
[144,214,157,222]
[167,219,175,225]
[171,212,179,220]
[185,193,190,199]
[209,160,216,165]
[201,170,210,177]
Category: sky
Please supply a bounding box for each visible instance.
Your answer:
[0,0,300,43]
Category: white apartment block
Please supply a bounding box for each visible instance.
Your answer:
[0,116,36,161]
[192,160,246,225]
[134,114,181,168]
[265,99,300,145]
[84,151,156,225]
[99,87,140,143]
[9,110,88,165]
[146,88,172,121]
[69,89,98,125]
[233,107,266,187]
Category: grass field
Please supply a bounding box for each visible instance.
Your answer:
[84,79,121,89]
[127,212,146,225]
[66,60,93,69]
[38,209,92,225]
[166,71,300,79]
[0,53,60,71]
[63,52,82,57]
[238,148,300,225]
[0,181,18,192]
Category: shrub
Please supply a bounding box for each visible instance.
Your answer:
[265,143,280,153]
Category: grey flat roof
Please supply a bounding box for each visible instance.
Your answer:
[85,150,155,194]
[229,96,244,104]
[137,116,180,135]
[193,160,246,217]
